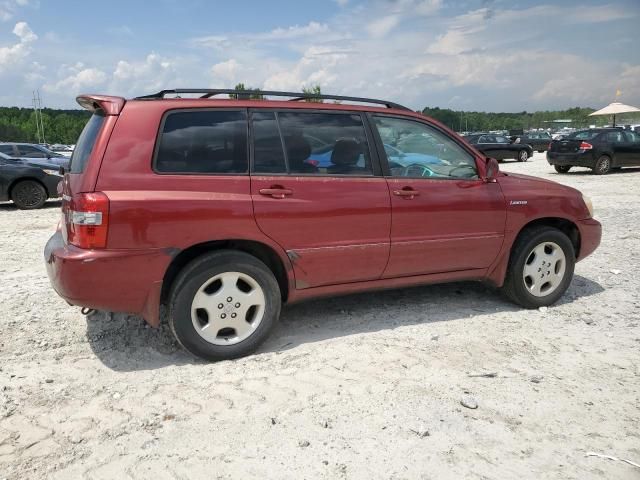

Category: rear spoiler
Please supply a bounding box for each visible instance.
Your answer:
[76,94,125,115]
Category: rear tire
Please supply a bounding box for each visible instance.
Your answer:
[518,150,529,162]
[593,155,611,175]
[554,165,571,174]
[11,180,47,209]
[502,226,575,308]
[169,250,281,361]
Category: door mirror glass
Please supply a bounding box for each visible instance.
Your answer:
[484,157,499,181]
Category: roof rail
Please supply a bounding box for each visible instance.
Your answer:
[134,89,411,111]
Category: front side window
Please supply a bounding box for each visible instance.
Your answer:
[624,131,640,143]
[373,116,478,180]
[155,110,248,174]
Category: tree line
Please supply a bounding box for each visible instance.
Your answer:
[420,106,624,132]
[0,85,636,144]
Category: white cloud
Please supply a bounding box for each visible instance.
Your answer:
[0,21,36,72]
[13,21,36,42]
[366,15,400,38]
[43,67,107,93]
[266,21,329,40]
[0,0,33,21]
[211,58,240,82]
[334,0,348,6]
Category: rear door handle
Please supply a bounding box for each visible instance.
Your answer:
[393,188,420,199]
[259,187,293,199]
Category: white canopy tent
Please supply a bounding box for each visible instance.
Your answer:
[588,102,640,127]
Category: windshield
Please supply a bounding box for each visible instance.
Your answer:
[567,130,600,140]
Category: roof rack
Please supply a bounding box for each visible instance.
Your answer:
[134,89,411,111]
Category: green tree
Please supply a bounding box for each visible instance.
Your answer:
[302,85,322,103]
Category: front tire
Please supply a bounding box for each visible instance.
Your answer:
[11,180,47,209]
[518,150,529,162]
[169,250,281,361]
[502,226,575,308]
[554,165,571,174]
[593,155,611,175]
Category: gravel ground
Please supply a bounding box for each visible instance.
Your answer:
[1,154,639,479]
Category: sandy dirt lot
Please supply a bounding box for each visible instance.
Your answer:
[0,154,638,479]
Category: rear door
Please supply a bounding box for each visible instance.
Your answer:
[250,109,391,289]
[371,115,506,278]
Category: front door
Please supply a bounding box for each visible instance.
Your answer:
[620,131,640,166]
[250,110,391,289]
[370,115,506,278]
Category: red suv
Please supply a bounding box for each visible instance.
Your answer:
[44,89,601,361]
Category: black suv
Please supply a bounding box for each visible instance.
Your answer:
[547,128,640,174]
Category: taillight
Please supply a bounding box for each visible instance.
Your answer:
[65,192,109,249]
[579,142,593,150]
[548,143,552,150]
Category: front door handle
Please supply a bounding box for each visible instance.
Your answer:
[393,188,420,199]
[259,187,293,199]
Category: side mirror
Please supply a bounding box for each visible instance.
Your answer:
[484,157,499,182]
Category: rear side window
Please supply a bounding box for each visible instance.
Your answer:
[155,110,248,174]
[252,112,287,174]
[0,145,14,155]
[70,112,106,173]
[277,112,373,175]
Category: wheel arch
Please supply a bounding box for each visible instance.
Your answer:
[487,216,581,288]
[515,217,581,258]
[160,239,291,305]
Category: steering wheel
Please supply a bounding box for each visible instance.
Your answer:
[401,163,436,177]
[448,164,477,178]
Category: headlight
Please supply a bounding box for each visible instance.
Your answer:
[44,169,62,177]
[582,194,594,218]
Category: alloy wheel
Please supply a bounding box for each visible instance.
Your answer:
[190,271,266,345]
[522,241,566,297]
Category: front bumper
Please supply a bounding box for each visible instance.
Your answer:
[547,151,595,168]
[44,230,171,326]
[576,217,601,261]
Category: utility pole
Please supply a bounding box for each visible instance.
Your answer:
[36,90,46,145]
[32,91,41,144]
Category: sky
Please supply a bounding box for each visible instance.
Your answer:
[0,0,638,112]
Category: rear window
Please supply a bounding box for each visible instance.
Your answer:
[567,130,600,141]
[69,112,105,173]
[155,110,248,174]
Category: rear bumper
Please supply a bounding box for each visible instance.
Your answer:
[44,230,171,326]
[547,151,595,168]
[576,217,601,261]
